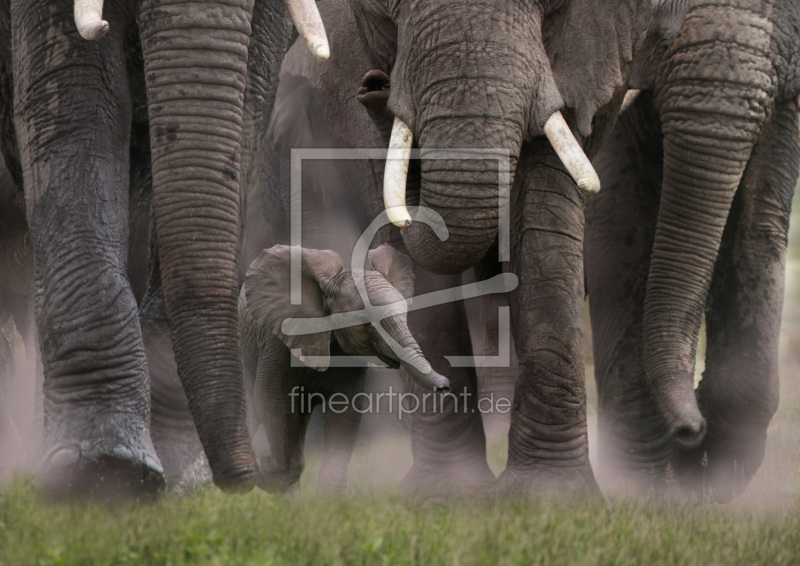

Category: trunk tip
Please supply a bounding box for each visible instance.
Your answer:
[433,375,452,393]
[669,405,707,449]
[211,451,259,494]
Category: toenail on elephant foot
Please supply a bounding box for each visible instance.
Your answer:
[40,443,165,501]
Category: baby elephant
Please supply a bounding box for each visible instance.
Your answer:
[240,244,450,493]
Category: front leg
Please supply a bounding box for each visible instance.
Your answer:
[585,95,674,492]
[140,263,205,490]
[316,369,368,494]
[401,267,495,496]
[499,143,598,496]
[255,338,312,493]
[12,1,163,498]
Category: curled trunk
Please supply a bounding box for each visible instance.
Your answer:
[377,316,450,392]
[400,114,520,275]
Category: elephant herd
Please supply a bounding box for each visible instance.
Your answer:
[0,0,798,504]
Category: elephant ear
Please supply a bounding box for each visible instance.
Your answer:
[543,0,652,139]
[628,0,693,91]
[366,245,415,299]
[245,245,344,371]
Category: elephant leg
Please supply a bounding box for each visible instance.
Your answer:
[140,261,206,490]
[317,370,367,494]
[499,143,598,496]
[12,2,163,497]
[677,106,800,502]
[0,314,24,474]
[255,345,312,493]
[469,248,517,436]
[258,406,312,494]
[401,267,494,496]
[0,307,12,394]
[584,95,672,491]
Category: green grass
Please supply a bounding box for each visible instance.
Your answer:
[1,478,799,566]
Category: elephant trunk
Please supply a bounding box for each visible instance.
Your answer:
[379,316,450,392]
[644,5,773,448]
[400,113,521,274]
[139,1,257,491]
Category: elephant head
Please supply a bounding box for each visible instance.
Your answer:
[347,0,650,273]
[629,0,800,449]
[244,244,451,390]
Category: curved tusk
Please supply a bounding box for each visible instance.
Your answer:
[283,0,330,61]
[74,0,108,40]
[543,111,601,195]
[383,117,413,227]
[620,89,641,114]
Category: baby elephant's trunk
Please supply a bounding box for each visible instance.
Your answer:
[401,349,451,393]
[378,316,451,392]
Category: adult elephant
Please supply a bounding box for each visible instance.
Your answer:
[585,0,800,502]
[6,0,329,497]
[265,0,651,495]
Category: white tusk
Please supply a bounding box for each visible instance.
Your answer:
[74,0,108,40]
[383,117,413,227]
[620,89,641,114]
[543,111,601,195]
[283,0,330,61]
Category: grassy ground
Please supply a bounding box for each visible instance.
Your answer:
[1,209,800,565]
[0,478,799,565]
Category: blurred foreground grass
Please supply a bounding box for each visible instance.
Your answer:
[1,477,799,566]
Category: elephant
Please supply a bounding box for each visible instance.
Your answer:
[239,244,450,493]
[261,0,652,495]
[0,43,37,475]
[585,0,800,502]
[3,0,333,497]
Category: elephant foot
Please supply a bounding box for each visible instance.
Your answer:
[255,455,302,494]
[173,453,213,494]
[151,425,206,490]
[496,464,601,500]
[38,413,165,501]
[676,431,765,504]
[400,460,496,500]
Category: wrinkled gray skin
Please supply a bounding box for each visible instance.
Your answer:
[240,244,449,493]
[585,0,800,502]
[5,0,298,497]
[265,0,651,495]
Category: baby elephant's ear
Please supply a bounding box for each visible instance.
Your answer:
[245,245,344,371]
[367,245,415,299]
